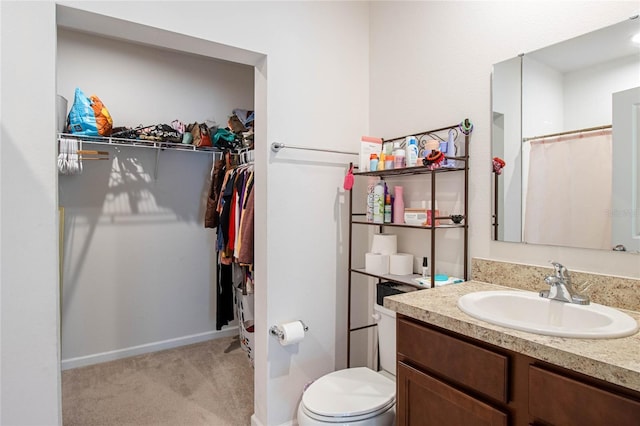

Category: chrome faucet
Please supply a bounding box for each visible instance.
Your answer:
[539,261,590,305]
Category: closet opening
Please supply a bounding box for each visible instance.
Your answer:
[56,5,267,425]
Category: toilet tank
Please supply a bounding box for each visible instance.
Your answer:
[373,304,397,376]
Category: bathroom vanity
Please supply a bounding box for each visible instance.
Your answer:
[385,281,640,425]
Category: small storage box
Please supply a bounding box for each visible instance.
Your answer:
[376,282,416,306]
[404,208,427,226]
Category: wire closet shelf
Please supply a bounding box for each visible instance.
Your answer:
[57,132,251,156]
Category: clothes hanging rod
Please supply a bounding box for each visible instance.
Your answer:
[271,142,358,156]
[522,124,612,142]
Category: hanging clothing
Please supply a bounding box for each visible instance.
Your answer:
[218,169,236,260]
[209,153,255,330]
[213,163,254,264]
[238,186,254,265]
[205,159,226,229]
[216,261,235,330]
[235,171,253,260]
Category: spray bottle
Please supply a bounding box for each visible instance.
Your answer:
[373,181,385,224]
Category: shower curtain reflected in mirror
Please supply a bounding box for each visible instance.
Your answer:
[523,129,612,250]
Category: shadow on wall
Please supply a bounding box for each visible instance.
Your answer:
[58,146,215,318]
[59,146,212,218]
[1,123,58,290]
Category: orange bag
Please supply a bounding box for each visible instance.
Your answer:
[90,95,113,136]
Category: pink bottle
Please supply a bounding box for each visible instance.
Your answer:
[393,186,404,224]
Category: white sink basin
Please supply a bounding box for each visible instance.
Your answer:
[457,291,639,339]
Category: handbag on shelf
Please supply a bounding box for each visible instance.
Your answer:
[198,123,212,147]
[189,122,213,147]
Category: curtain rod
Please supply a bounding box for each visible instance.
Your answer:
[271,142,358,156]
[523,124,612,142]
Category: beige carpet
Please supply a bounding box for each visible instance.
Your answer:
[62,336,254,426]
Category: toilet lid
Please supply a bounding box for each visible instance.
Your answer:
[302,367,395,419]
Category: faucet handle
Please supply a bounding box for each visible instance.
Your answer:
[549,261,570,279]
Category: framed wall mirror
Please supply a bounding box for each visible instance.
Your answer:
[491,16,640,253]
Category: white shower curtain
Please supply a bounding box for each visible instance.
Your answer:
[523,129,612,250]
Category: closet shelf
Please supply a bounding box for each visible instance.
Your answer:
[58,133,226,154]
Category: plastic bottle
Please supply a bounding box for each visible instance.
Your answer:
[393,142,405,169]
[405,137,419,167]
[378,152,385,171]
[439,140,448,163]
[393,186,404,224]
[422,257,429,278]
[385,155,395,170]
[445,129,457,168]
[366,179,375,222]
[426,200,441,227]
[369,153,379,171]
[384,194,392,223]
[373,182,385,224]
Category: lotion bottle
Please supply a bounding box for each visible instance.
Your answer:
[405,137,419,167]
[393,186,405,224]
[393,143,406,169]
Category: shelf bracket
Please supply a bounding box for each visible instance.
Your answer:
[154,149,160,181]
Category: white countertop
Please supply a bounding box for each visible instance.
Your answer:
[384,280,640,392]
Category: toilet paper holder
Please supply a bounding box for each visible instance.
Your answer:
[269,321,309,340]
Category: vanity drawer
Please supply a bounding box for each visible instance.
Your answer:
[529,365,640,425]
[397,361,508,426]
[397,317,509,403]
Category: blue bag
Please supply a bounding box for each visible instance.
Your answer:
[68,87,98,136]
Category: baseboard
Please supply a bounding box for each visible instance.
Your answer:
[61,326,239,370]
[251,415,296,426]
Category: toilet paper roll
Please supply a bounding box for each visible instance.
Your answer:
[365,253,390,275]
[279,321,306,346]
[389,253,414,275]
[370,234,397,255]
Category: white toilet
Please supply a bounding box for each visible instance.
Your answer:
[297,304,397,425]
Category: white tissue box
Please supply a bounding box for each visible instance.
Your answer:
[404,209,427,226]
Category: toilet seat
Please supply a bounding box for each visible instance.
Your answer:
[301,367,396,423]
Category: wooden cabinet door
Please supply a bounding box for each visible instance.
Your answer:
[397,361,508,426]
[529,365,640,425]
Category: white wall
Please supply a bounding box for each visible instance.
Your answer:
[522,56,564,138]
[369,1,640,285]
[57,29,254,365]
[0,2,62,424]
[2,1,370,426]
[564,54,640,130]
[521,50,640,135]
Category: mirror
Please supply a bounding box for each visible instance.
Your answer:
[491,16,640,253]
